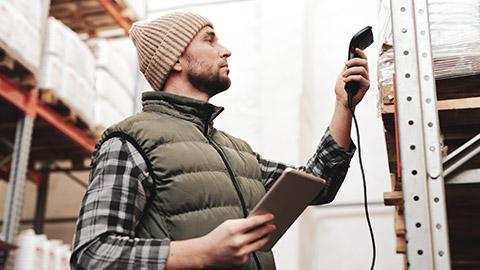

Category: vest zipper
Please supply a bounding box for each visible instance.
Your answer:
[203,109,263,270]
[205,134,249,217]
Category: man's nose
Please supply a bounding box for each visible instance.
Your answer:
[219,44,231,58]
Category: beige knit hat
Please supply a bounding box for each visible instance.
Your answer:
[130,12,213,90]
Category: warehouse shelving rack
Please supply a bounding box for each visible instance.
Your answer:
[381,0,480,269]
[0,0,135,266]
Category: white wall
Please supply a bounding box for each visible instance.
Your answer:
[145,0,404,269]
[298,1,403,268]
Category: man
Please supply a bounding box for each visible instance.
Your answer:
[71,11,370,269]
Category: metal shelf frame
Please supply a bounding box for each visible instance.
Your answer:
[97,0,133,35]
[0,75,96,153]
[443,133,480,181]
[390,0,451,269]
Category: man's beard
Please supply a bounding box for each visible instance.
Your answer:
[186,55,231,98]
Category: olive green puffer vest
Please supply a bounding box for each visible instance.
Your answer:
[92,91,275,270]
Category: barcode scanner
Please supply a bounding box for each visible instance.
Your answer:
[345,26,374,109]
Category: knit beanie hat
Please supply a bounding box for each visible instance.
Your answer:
[130,12,213,90]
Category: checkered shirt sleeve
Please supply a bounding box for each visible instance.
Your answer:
[256,127,355,204]
[70,137,170,270]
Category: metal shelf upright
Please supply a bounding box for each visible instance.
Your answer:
[390,0,450,268]
[385,0,480,269]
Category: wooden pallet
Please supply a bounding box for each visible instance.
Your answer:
[381,74,480,266]
[0,42,37,89]
[380,74,480,176]
[38,89,94,138]
[49,0,137,37]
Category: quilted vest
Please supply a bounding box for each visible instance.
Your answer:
[92,91,276,270]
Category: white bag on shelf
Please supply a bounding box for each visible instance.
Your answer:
[10,13,41,70]
[76,77,96,125]
[43,17,68,60]
[90,38,136,97]
[95,69,134,118]
[64,29,95,87]
[59,66,79,104]
[14,0,42,31]
[77,41,96,88]
[0,1,15,47]
[38,54,64,93]
[94,96,126,130]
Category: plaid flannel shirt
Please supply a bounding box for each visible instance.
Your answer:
[70,128,355,269]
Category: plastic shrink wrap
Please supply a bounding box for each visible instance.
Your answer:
[377,0,480,104]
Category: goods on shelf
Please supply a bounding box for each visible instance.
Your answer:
[39,54,63,95]
[0,0,42,73]
[94,97,127,134]
[62,67,96,124]
[94,69,135,131]
[89,38,136,96]
[39,17,96,127]
[6,0,42,29]
[13,229,70,270]
[88,38,137,133]
[377,0,480,102]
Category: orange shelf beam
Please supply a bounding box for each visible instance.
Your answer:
[97,0,133,35]
[0,74,95,154]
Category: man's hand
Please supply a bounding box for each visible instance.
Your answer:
[165,214,276,269]
[334,48,370,110]
[329,48,370,150]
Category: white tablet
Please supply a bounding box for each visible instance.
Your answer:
[248,168,326,251]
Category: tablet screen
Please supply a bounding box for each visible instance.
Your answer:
[248,168,326,251]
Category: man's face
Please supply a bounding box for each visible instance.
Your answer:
[180,26,232,97]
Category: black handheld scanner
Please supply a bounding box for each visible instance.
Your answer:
[344,26,374,97]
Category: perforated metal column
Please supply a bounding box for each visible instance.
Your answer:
[1,117,34,243]
[390,0,451,268]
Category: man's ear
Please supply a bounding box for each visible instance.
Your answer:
[172,60,182,72]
